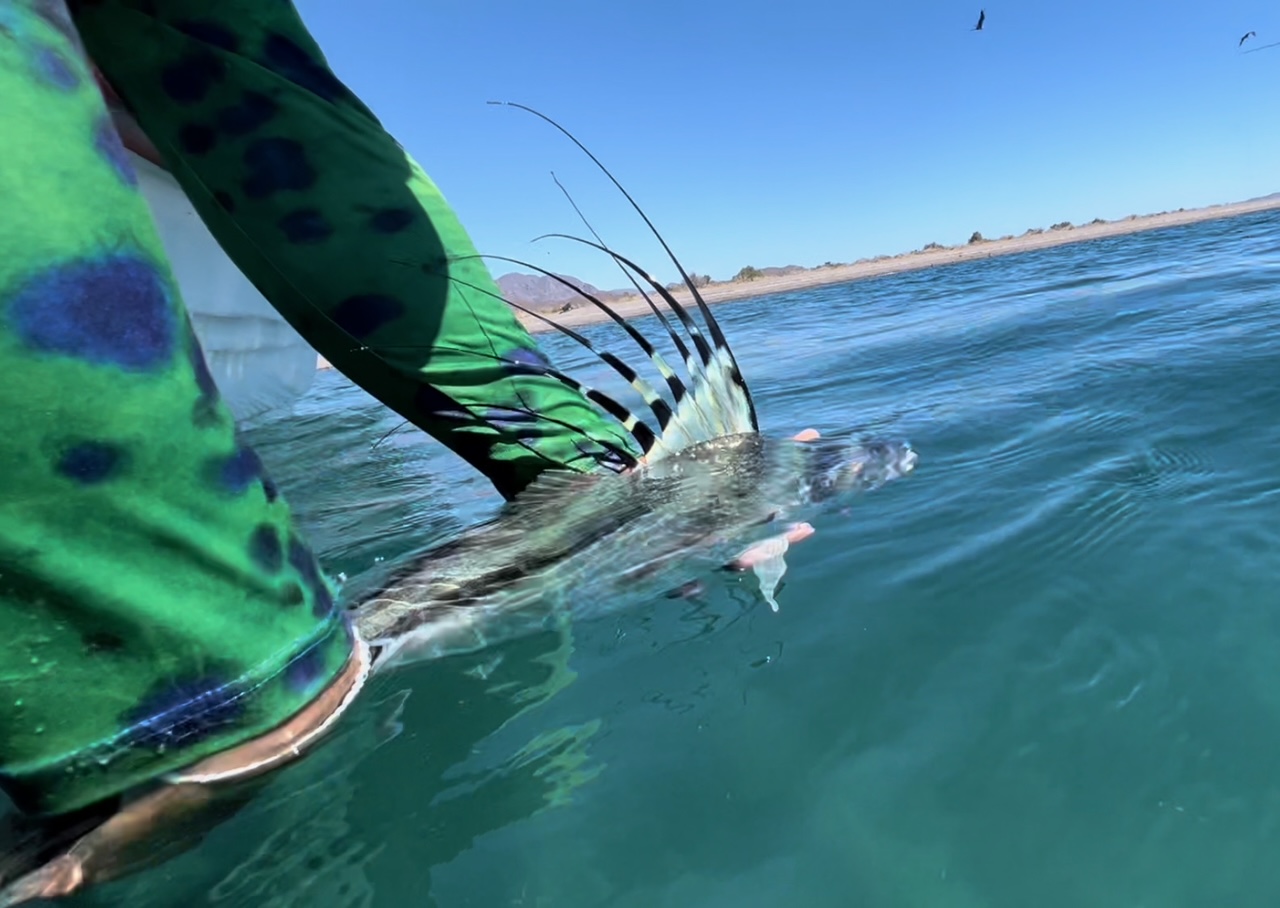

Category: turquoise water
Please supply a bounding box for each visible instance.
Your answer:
[118,209,1280,906]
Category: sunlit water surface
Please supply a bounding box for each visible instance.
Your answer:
[84,209,1280,907]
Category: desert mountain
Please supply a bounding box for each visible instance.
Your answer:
[495,272,633,311]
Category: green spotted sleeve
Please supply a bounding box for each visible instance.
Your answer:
[0,0,356,816]
[69,0,640,500]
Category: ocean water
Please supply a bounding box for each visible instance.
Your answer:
[99,208,1280,906]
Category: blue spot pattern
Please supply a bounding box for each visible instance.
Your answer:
[330,294,403,339]
[215,443,265,495]
[279,582,304,607]
[574,438,630,471]
[288,536,333,618]
[118,670,248,752]
[30,0,81,47]
[8,256,175,370]
[56,441,126,484]
[504,346,553,374]
[282,646,327,694]
[260,33,350,102]
[173,20,240,52]
[249,524,283,573]
[179,123,217,155]
[598,447,632,469]
[242,138,316,198]
[278,208,332,244]
[160,50,225,105]
[217,91,277,136]
[187,325,224,428]
[31,45,79,91]
[369,208,415,233]
[483,407,537,425]
[483,408,549,438]
[413,384,464,420]
[93,115,138,187]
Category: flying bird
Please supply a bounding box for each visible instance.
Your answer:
[974,9,985,31]
[1239,30,1257,46]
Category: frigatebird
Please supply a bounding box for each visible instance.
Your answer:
[1240,30,1257,46]
[974,9,986,30]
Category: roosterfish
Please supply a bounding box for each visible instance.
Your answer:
[352,104,919,673]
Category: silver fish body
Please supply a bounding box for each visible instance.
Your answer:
[354,432,916,672]
[350,106,920,673]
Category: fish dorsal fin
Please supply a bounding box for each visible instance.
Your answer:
[657,329,755,461]
[480,260,683,458]
[504,466,615,515]
[485,102,759,466]
[467,244,757,468]
[494,465,660,563]
[523,238,757,464]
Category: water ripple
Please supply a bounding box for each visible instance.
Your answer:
[145,205,1280,908]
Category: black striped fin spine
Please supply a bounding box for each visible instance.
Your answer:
[547,171,701,379]
[489,100,760,433]
[538,233,718,370]
[425,336,664,462]
[390,345,645,469]
[437,315,671,465]
[446,247,742,460]
[502,339,663,458]
[517,237,735,448]
[478,254,690,418]
[540,175,727,448]
[489,101,720,367]
[462,256,726,455]
[530,236,757,452]
[540,234,752,405]
[447,262,687,461]
[498,304,672,459]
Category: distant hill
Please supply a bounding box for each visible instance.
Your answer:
[493,192,1280,314]
[756,265,807,278]
[495,272,633,312]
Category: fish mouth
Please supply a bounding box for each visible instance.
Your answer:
[856,439,918,488]
[798,437,918,501]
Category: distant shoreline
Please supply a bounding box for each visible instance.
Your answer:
[514,195,1280,334]
[316,194,1280,368]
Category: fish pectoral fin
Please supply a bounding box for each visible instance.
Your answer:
[374,688,413,746]
[732,522,815,611]
[753,554,788,612]
[749,539,791,613]
[726,522,814,570]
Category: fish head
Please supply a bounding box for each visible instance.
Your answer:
[858,439,919,484]
[797,435,918,504]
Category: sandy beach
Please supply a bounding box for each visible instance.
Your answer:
[316,194,1280,368]
[514,195,1280,333]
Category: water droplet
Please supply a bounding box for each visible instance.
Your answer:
[29,656,39,665]
[34,725,45,734]
[13,699,22,708]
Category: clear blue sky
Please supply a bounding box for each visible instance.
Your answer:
[297,0,1280,289]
